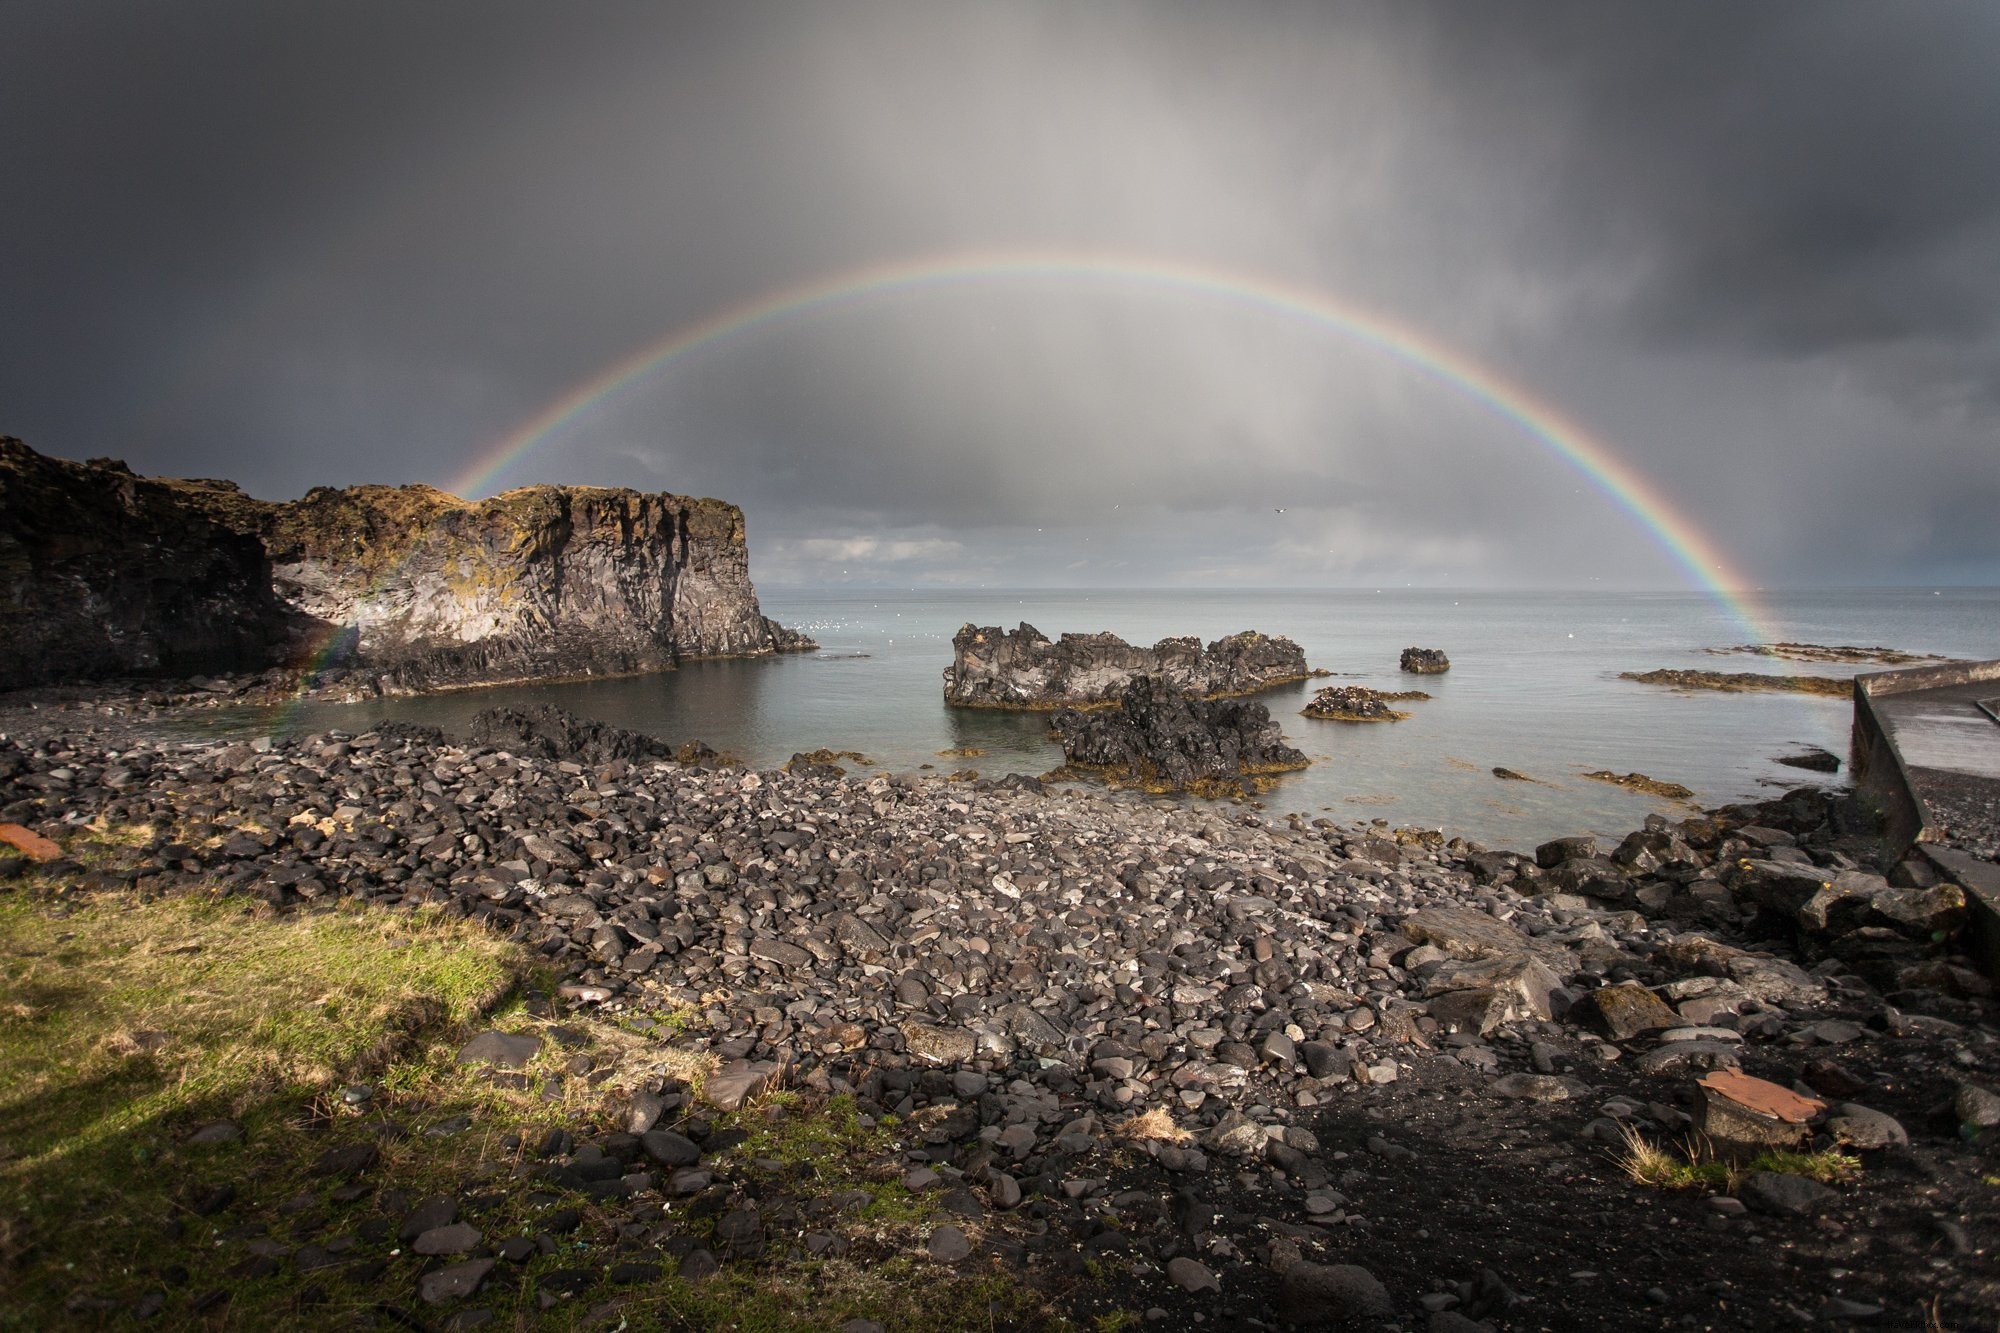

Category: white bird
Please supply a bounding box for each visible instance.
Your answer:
[1274,507,1286,514]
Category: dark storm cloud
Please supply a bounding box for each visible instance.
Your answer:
[1,0,1994,588]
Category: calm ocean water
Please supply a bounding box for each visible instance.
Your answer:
[184,587,1998,854]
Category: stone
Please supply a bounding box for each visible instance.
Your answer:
[186,1120,242,1145]
[1570,983,1679,1040]
[639,1130,701,1168]
[1400,646,1450,674]
[926,1225,972,1262]
[1167,1256,1219,1293]
[1826,1103,1908,1150]
[1490,1073,1577,1101]
[944,622,1312,708]
[677,1249,720,1281]
[1696,1069,1823,1154]
[626,1090,668,1135]
[1632,1041,1741,1076]
[309,1143,377,1177]
[1402,906,1571,972]
[1047,677,1309,795]
[455,1031,542,1071]
[1300,1041,1351,1080]
[1739,1171,1837,1217]
[413,1223,482,1256]
[418,1259,495,1304]
[903,1024,979,1064]
[398,1196,458,1243]
[1955,1082,2000,1130]
[703,1060,779,1111]
[1278,1258,1395,1324]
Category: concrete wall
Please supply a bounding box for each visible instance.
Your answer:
[1850,659,2000,850]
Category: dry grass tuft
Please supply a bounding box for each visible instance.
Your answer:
[1116,1107,1193,1144]
[1616,1122,1861,1192]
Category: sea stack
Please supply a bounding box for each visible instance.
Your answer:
[1400,647,1451,674]
[944,622,1312,708]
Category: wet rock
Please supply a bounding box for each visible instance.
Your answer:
[1400,647,1450,674]
[1049,677,1308,796]
[1301,686,1413,722]
[944,622,1312,708]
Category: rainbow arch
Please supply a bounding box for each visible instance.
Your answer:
[451,249,1768,626]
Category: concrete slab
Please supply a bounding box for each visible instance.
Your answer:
[1871,680,2000,780]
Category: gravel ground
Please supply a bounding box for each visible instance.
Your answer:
[3,705,1997,1330]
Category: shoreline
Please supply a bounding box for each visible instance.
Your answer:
[3,711,1996,1326]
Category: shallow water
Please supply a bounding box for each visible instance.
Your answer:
[170,587,1998,853]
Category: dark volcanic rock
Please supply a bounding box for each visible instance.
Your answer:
[0,436,810,694]
[0,439,295,687]
[1301,685,1415,722]
[944,622,1311,709]
[1399,646,1450,674]
[1049,676,1308,795]
[1776,747,1842,773]
[467,705,675,765]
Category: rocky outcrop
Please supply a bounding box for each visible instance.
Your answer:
[1048,676,1308,795]
[1399,647,1450,674]
[944,622,1311,709]
[1301,685,1426,722]
[0,439,297,687]
[1620,668,1847,698]
[0,437,810,692]
[467,704,684,767]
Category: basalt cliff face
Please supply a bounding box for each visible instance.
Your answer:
[942,621,1312,709]
[0,437,810,691]
[0,440,294,687]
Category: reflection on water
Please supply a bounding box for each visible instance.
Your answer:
[162,586,1998,852]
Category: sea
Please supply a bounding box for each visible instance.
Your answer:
[178,587,1998,856]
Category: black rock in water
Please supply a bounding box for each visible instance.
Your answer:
[1776,748,1841,773]
[1049,676,1308,795]
[1400,647,1451,674]
[467,704,674,765]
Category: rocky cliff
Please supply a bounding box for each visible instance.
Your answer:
[0,437,810,691]
[0,440,295,687]
[942,621,1312,709]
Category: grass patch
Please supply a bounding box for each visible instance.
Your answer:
[0,879,1071,1329]
[1617,1124,1862,1193]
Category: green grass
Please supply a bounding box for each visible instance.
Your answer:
[1618,1123,1862,1193]
[0,865,1073,1330]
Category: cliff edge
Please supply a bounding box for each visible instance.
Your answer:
[0,436,811,691]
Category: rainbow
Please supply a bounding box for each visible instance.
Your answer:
[453,250,1768,624]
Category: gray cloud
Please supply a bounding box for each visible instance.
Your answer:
[2,0,1994,587]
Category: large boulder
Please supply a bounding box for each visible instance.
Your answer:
[1048,676,1307,796]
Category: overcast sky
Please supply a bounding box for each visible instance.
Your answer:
[3,1,1996,588]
